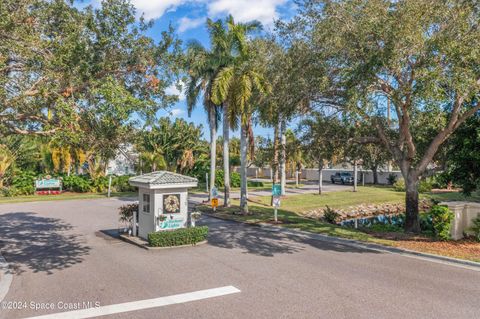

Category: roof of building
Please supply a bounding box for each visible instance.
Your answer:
[129,171,198,187]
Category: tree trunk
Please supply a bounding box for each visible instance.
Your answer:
[405,172,421,233]
[209,107,217,202]
[318,160,323,195]
[222,104,230,207]
[280,118,286,196]
[353,160,358,192]
[372,165,379,184]
[240,123,248,214]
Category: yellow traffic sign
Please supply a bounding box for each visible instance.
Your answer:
[211,198,219,208]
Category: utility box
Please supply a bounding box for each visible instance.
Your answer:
[129,171,198,240]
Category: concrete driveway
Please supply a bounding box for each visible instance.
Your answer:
[0,198,479,319]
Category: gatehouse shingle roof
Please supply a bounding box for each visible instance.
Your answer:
[129,171,198,186]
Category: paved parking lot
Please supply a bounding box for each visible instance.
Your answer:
[0,198,479,319]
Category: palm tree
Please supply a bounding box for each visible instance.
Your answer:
[186,16,259,204]
[185,19,229,201]
[219,17,261,207]
[212,42,269,214]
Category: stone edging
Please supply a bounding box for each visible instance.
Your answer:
[203,213,480,272]
[119,234,207,250]
[0,253,13,302]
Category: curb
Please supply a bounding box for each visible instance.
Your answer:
[0,253,13,302]
[203,213,480,272]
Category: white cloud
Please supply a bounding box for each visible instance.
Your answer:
[169,108,185,117]
[207,0,287,27]
[178,16,205,33]
[129,0,287,27]
[165,82,186,101]
[130,0,189,20]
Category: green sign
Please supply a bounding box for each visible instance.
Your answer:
[160,218,184,230]
[35,179,61,189]
[272,184,281,196]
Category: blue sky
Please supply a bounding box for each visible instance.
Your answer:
[76,0,298,140]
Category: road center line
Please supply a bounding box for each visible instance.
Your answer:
[25,285,241,319]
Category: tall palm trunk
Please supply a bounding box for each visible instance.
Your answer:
[223,103,231,207]
[280,118,286,196]
[240,122,248,214]
[209,107,217,201]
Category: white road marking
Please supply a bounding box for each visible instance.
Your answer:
[0,254,13,303]
[25,285,241,319]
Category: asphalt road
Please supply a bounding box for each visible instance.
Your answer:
[0,198,479,319]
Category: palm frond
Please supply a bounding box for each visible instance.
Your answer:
[212,66,234,104]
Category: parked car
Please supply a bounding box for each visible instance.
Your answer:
[330,172,354,184]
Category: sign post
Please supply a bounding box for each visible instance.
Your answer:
[272,184,282,222]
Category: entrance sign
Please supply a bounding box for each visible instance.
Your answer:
[272,184,282,222]
[160,217,184,230]
[272,184,281,196]
[212,187,218,198]
[35,178,62,195]
[35,179,61,189]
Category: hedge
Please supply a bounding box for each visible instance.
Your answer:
[148,226,209,247]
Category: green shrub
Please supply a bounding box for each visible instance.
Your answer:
[393,178,405,191]
[62,175,92,192]
[418,179,433,193]
[148,226,209,247]
[230,172,241,187]
[247,180,264,187]
[215,170,225,187]
[430,205,454,240]
[387,173,398,185]
[393,178,433,193]
[323,205,340,224]
[215,170,241,188]
[431,172,450,189]
[113,175,136,192]
[91,176,109,192]
[1,186,21,197]
[11,170,36,195]
[470,216,480,242]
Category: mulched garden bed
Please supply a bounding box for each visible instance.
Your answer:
[364,229,480,262]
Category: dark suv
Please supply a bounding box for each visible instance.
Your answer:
[330,172,354,184]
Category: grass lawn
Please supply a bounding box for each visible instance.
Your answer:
[197,186,480,262]
[0,191,136,204]
[428,190,480,202]
[247,186,405,213]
